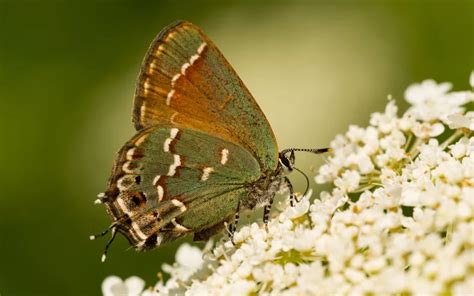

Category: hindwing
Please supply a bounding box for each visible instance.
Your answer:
[103,125,261,250]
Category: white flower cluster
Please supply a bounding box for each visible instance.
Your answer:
[102,72,474,295]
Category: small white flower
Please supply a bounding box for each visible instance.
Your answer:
[450,137,469,158]
[432,159,465,183]
[405,79,471,122]
[411,121,445,138]
[370,100,398,133]
[174,243,203,273]
[162,243,203,281]
[102,276,145,296]
[280,191,311,220]
[347,125,366,142]
[470,70,474,88]
[447,112,474,130]
[346,153,374,174]
[405,79,452,105]
[405,79,452,121]
[398,113,416,131]
[416,139,447,168]
[334,170,361,192]
[361,127,380,155]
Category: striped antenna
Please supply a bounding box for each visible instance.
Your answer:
[280,147,332,155]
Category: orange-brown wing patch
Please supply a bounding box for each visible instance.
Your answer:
[133,21,278,172]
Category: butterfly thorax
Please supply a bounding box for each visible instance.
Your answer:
[241,167,285,210]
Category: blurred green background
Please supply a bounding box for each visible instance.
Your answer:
[1,1,473,295]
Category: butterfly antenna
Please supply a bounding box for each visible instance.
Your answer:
[293,167,310,197]
[280,147,332,155]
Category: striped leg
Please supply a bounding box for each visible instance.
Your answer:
[263,193,275,229]
[284,177,296,207]
[226,201,240,244]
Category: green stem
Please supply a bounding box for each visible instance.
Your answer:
[403,132,414,151]
[445,223,453,244]
[408,137,428,161]
[440,130,464,151]
[352,184,376,193]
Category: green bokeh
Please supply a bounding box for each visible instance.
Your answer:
[0,1,472,295]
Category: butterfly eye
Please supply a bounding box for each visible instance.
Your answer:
[279,152,294,171]
[289,150,295,165]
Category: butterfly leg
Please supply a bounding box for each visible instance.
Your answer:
[263,193,275,230]
[226,201,240,245]
[284,176,296,207]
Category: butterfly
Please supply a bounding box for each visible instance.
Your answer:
[91,20,329,261]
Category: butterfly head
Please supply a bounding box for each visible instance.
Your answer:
[279,150,296,174]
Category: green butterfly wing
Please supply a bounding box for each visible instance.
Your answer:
[104,125,261,250]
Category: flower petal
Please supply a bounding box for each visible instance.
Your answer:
[470,70,474,88]
[124,276,145,295]
[102,276,126,296]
